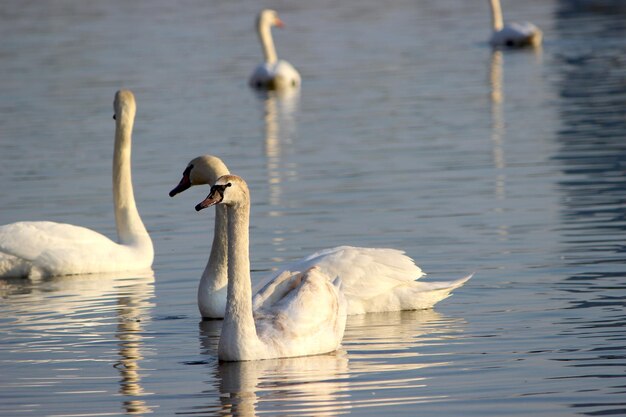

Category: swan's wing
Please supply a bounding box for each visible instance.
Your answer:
[256,267,346,348]
[249,61,301,89]
[283,246,425,300]
[249,63,274,85]
[507,21,540,37]
[274,60,301,85]
[492,22,541,46]
[378,273,473,312]
[0,221,120,274]
[252,269,303,312]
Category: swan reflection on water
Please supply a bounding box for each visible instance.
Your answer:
[0,269,155,416]
[192,309,465,416]
[256,87,300,210]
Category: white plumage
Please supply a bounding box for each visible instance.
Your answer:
[0,90,153,279]
[196,175,346,361]
[488,0,542,48]
[170,155,471,319]
[249,9,301,90]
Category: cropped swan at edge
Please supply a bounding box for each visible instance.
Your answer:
[488,0,542,48]
[196,175,346,361]
[169,155,471,319]
[0,90,153,278]
[249,9,301,90]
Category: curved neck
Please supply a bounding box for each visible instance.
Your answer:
[113,115,149,246]
[201,205,229,289]
[220,199,259,352]
[258,21,278,64]
[489,0,504,31]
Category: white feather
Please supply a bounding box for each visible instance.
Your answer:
[0,90,153,278]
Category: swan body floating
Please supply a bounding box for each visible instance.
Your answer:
[196,175,346,361]
[0,90,153,278]
[488,0,542,48]
[249,9,301,90]
[170,155,471,319]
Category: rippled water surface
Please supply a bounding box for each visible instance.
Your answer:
[1,0,626,415]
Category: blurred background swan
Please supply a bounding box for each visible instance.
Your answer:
[488,0,542,47]
[249,9,302,90]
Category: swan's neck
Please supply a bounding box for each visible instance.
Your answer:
[220,198,259,356]
[489,0,504,31]
[112,115,150,246]
[258,21,278,64]
[199,205,228,293]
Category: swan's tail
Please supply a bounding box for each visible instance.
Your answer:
[405,272,473,310]
[446,272,473,290]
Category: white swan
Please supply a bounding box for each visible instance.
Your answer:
[249,9,301,90]
[196,175,346,361]
[488,0,542,48]
[170,155,230,318]
[170,155,471,318]
[0,90,153,278]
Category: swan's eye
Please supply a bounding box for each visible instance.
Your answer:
[211,183,231,197]
[113,114,116,120]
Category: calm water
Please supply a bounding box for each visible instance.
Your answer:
[1,0,626,415]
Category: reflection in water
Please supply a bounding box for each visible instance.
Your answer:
[217,353,349,417]
[489,50,509,241]
[489,51,506,195]
[552,3,626,416]
[256,88,300,264]
[114,272,155,414]
[342,310,464,409]
[259,88,300,208]
[0,270,155,415]
[184,310,464,416]
[553,4,626,289]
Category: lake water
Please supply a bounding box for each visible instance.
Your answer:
[1,0,626,415]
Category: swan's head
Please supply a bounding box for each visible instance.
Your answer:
[113,89,136,123]
[195,175,249,211]
[169,155,230,197]
[257,9,284,30]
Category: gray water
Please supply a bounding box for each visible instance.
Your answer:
[1,0,626,415]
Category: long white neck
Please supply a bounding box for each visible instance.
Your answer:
[489,0,504,31]
[112,113,150,248]
[258,20,278,64]
[198,204,229,316]
[218,198,260,359]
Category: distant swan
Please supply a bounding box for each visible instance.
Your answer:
[170,155,471,318]
[196,175,346,361]
[249,9,301,90]
[488,0,542,48]
[0,90,153,278]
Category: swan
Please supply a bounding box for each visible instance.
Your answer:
[170,155,471,318]
[488,0,542,48]
[195,175,346,361]
[249,9,301,90]
[170,155,230,318]
[0,90,153,278]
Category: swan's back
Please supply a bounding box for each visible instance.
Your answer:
[491,22,542,47]
[254,267,347,358]
[250,60,301,90]
[252,245,471,315]
[0,221,150,278]
[278,246,424,299]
